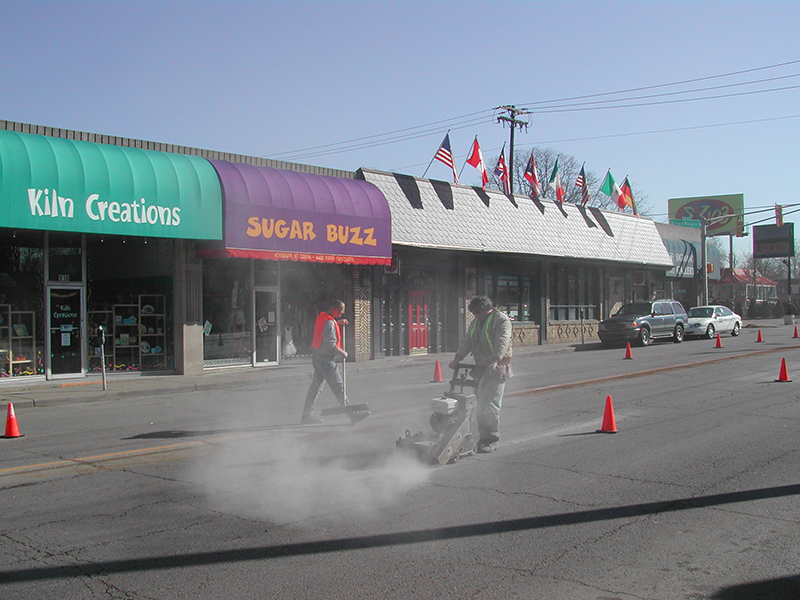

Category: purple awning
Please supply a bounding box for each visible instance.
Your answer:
[204,160,392,265]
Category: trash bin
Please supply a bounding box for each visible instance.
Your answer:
[784,315,795,325]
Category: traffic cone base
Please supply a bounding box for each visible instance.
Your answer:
[775,358,792,382]
[596,395,618,434]
[4,402,22,438]
[715,333,723,348]
[624,342,633,360]
[431,360,443,383]
[756,330,763,343]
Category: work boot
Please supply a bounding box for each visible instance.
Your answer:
[477,441,499,453]
[301,413,324,424]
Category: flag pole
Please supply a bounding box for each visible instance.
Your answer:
[422,130,449,179]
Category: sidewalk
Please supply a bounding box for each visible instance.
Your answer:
[0,339,578,408]
[0,317,787,408]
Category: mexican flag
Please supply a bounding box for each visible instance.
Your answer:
[548,157,565,203]
[599,170,626,210]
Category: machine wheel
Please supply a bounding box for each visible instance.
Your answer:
[731,322,741,336]
[637,327,651,346]
[673,324,684,343]
[705,324,715,339]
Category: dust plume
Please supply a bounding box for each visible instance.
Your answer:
[188,431,430,525]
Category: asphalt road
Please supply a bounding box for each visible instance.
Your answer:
[1,323,800,599]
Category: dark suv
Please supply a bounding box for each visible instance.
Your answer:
[598,299,687,346]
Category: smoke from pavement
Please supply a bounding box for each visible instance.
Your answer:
[188,429,430,526]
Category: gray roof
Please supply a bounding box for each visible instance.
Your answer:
[360,169,673,268]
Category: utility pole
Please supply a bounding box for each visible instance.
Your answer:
[495,105,531,194]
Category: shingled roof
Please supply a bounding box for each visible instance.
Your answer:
[359,169,673,268]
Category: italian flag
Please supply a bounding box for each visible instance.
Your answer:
[599,170,626,210]
[548,157,565,203]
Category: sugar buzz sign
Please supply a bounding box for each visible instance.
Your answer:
[226,203,391,264]
[669,194,744,237]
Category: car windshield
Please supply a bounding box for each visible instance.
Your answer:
[615,303,652,316]
[688,307,713,318]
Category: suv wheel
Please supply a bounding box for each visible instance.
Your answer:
[638,327,650,346]
[673,324,684,343]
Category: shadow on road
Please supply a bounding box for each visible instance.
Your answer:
[710,574,800,599]
[2,483,798,584]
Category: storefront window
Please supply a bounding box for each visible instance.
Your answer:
[202,258,252,367]
[549,266,599,321]
[0,230,45,377]
[47,232,83,283]
[485,274,531,321]
[86,236,174,372]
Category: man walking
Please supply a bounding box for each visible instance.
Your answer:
[449,295,512,453]
[301,299,367,425]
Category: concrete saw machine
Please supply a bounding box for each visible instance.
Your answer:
[396,363,478,465]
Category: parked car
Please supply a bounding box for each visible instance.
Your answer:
[598,299,687,346]
[685,305,742,339]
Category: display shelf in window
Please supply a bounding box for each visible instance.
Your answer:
[10,311,36,376]
[112,304,140,371]
[88,310,113,372]
[138,295,166,370]
[0,304,10,377]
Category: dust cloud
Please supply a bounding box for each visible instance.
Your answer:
[188,431,431,525]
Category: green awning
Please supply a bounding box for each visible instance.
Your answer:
[0,130,222,239]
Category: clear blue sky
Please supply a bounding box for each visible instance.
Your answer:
[3,0,799,259]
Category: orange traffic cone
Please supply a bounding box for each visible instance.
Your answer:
[793,326,798,339]
[431,360,443,383]
[715,333,723,348]
[596,395,618,434]
[4,403,21,438]
[756,329,763,343]
[624,342,633,360]
[775,358,792,382]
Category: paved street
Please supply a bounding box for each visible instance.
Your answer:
[1,320,800,599]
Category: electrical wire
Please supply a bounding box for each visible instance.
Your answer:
[267,58,800,161]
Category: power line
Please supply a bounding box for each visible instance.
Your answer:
[265,58,800,161]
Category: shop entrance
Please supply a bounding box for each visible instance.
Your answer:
[408,290,429,355]
[47,286,85,378]
[254,288,279,364]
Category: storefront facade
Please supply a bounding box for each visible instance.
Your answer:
[196,160,392,369]
[0,127,222,379]
[359,169,674,353]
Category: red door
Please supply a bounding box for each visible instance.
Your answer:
[408,291,429,354]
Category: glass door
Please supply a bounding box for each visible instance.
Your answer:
[47,287,85,377]
[253,288,279,364]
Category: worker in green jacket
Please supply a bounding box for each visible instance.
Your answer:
[449,295,513,453]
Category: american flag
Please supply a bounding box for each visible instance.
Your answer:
[433,133,458,183]
[576,163,590,206]
[494,145,511,195]
[524,153,542,198]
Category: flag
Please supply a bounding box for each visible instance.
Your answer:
[433,133,458,184]
[599,169,626,210]
[575,163,590,206]
[620,176,639,215]
[466,136,488,188]
[494,144,511,195]
[524,153,542,199]
[548,157,565,203]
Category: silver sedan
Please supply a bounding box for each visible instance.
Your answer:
[685,305,742,339]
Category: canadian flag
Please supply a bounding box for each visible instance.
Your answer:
[465,137,488,188]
